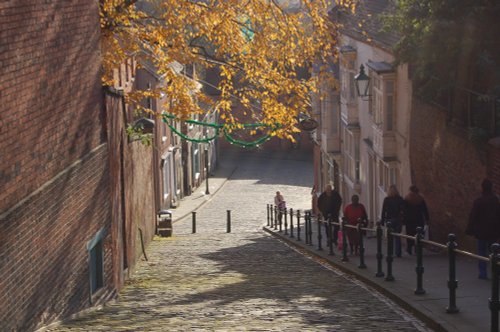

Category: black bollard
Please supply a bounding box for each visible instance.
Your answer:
[415,227,426,295]
[490,243,500,332]
[375,222,385,277]
[358,219,366,269]
[341,218,349,262]
[290,208,294,238]
[284,207,288,235]
[385,222,395,281]
[446,233,459,313]
[308,211,313,246]
[304,211,309,244]
[267,204,270,227]
[297,210,302,241]
[192,211,197,234]
[274,205,278,230]
[328,217,334,256]
[279,206,283,232]
[269,204,275,227]
[227,210,231,233]
[317,215,323,251]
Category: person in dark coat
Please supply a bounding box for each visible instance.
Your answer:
[403,185,429,255]
[466,179,500,279]
[381,185,405,257]
[317,184,342,244]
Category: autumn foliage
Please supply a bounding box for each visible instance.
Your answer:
[100,0,355,139]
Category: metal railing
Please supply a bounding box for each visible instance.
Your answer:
[266,203,500,332]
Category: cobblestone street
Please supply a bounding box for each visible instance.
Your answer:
[48,152,431,331]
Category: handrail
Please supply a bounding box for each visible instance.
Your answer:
[266,202,491,263]
[266,202,500,331]
[421,239,448,250]
[455,248,490,262]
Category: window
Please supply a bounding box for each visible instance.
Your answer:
[389,167,398,188]
[343,129,359,182]
[341,68,348,101]
[371,73,395,132]
[331,94,338,135]
[163,155,171,200]
[321,87,338,135]
[89,242,103,294]
[385,81,395,131]
[378,162,384,188]
[372,76,382,125]
[339,49,357,104]
[349,71,356,100]
[378,161,399,192]
[192,143,200,179]
[87,229,106,298]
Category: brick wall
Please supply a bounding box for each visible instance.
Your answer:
[104,88,156,286]
[0,1,113,330]
[0,146,113,331]
[487,138,500,194]
[0,0,104,213]
[409,99,487,249]
[124,142,155,268]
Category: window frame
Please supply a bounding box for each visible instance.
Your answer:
[339,48,357,105]
[370,72,396,132]
[87,228,106,303]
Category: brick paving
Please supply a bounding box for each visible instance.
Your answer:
[45,151,431,331]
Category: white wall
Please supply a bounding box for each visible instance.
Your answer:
[340,35,412,221]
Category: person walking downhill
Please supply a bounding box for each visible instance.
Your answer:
[466,179,500,280]
[343,194,368,255]
[403,185,429,255]
[274,191,286,225]
[381,185,405,257]
[317,184,342,245]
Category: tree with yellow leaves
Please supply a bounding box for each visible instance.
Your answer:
[100,0,355,140]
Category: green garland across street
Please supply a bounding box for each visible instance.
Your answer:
[161,113,280,147]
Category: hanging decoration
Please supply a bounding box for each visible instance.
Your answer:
[161,113,280,147]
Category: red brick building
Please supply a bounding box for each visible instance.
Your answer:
[0,1,157,330]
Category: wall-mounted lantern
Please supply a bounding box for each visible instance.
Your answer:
[354,64,371,100]
[132,117,155,134]
[296,112,318,131]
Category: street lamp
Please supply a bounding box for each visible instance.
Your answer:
[204,144,210,195]
[354,64,371,100]
[132,117,155,134]
[296,112,318,131]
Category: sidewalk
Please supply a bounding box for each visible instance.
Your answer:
[264,220,492,332]
[168,160,238,224]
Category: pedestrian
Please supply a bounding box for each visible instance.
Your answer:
[317,184,342,244]
[466,179,500,279]
[343,194,368,255]
[311,185,319,218]
[403,185,429,255]
[274,191,286,225]
[381,185,405,257]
